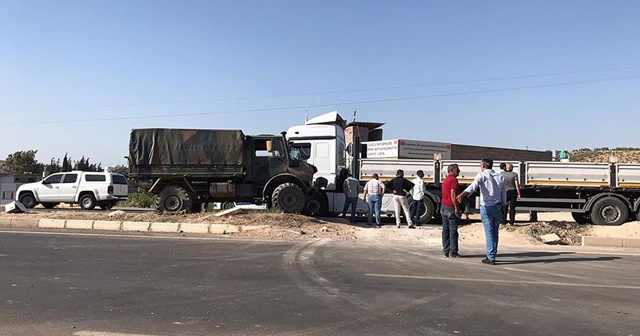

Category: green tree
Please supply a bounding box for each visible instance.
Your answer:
[111,164,129,176]
[44,157,62,174]
[4,150,43,174]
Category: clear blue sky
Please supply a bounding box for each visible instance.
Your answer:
[2,0,640,167]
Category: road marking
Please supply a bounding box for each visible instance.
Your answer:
[366,274,640,290]
[74,331,157,336]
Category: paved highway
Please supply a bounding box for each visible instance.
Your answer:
[0,230,638,335]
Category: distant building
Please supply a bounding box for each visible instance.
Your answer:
[0,174,41,205]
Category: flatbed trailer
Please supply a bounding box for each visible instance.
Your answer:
[359,159,640,225]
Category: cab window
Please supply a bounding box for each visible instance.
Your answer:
[43,174,63,184]
[63,174,78,183]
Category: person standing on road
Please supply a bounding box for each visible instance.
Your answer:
[409,170,427,225]
[386,169,415,228]
[340,173,361,223]
[363,173,386,228]
[441,164,461,258]
[500,163,521,226]
[457,157,506,265]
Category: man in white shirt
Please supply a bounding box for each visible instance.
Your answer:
[409,170,426,225]
[457,157,506,265]
[362,173,386,228]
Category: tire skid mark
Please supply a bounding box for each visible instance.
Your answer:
[282,239,373,323]
[282,239,454,336]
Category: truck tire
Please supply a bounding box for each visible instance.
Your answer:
[571,212,590,225]
[19,193,37,209]
[221,201,236,210]
[156,186,193,214]
[419,198,436,224]
[99,202,116,210]
[302,193,328,217]
[590,197,628,225]
[41,203,59,209]
[79,193,97,210]
[272,183,305,213]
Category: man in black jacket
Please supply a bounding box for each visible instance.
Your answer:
[386,169,415,228]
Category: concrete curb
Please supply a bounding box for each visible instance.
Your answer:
[1,217,255,235]
[11,217,41,228]
[39,219,66,229]
[581,236,640,248]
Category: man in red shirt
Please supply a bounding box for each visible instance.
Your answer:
[441,164,461,257]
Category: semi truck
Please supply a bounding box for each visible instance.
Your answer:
[128,128,318,214]
[287,112,640,225]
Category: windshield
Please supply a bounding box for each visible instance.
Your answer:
[290,143,311,161]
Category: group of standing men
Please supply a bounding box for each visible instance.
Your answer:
[359,169,424,229]
[342,157,521,265]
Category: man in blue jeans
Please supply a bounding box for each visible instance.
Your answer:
[362,173,386,227]
[340,173,361,223]
[457,157,506,265]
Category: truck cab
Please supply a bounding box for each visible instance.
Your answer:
[287,111,347,191]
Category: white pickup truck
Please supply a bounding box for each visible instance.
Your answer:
[16,171,129,210]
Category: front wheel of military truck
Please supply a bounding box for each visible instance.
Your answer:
[156,186,194,214]
[271,183,306,213]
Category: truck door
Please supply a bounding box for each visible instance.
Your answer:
[252,138,288,183]
[58,173,79,201]
[38,173,64,202]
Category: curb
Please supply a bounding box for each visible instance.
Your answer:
[582,236,640,248]
[0,217,256,236]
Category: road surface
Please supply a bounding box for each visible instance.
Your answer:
[1,230,638,335]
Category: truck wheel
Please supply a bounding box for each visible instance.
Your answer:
[19,193,37,208]
[302,193,328,217]
[221,201,236,210]
[419,198,435,224]
[79,194,97,210]
[272,183,305,213]
[41,203,59,209]
[99,203,115,210]
[590,197,628,225]
[156,186,193,214]
[190,202,203,213]
[571,212,590,225]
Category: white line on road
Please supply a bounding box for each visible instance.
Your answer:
[74,331,157,336]
[366,274,640,290]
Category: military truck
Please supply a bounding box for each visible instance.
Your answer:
[128,128,317,214]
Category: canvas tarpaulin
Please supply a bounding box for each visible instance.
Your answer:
[129,129,245,166]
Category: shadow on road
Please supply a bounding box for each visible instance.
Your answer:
[459,252,622,264]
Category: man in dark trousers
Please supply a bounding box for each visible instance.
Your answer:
[500,163,521,225]
[386,169,415,228]
[441,164,461,257]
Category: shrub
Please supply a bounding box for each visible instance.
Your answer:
[120,192,156,208]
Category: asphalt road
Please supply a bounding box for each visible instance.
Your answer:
[0,230,638,336]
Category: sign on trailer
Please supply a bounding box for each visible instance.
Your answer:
[364,139,452,160]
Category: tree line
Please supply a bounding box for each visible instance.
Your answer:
[3,150,104,175]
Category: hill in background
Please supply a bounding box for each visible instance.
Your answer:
[569,147,640,163]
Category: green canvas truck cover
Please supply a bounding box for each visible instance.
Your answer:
[129,129,245,166]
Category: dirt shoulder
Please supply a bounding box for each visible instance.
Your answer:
[2,207,639,245]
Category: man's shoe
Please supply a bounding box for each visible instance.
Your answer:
[481,258,495,265]
[408,225,416,229]
[443,253,449,258]
[396,224,401,228]
[450,253,461,258]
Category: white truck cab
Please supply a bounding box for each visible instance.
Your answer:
[16,171,129,210]
[286,112,373,217]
